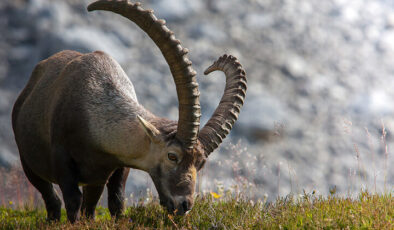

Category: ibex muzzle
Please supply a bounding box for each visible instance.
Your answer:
[12,0,247,222]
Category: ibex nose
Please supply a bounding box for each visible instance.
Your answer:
[172,196,193,215]
[179,199,192,215]
[182,200,189,212]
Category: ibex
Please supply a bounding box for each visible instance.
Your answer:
[12,0,246,222]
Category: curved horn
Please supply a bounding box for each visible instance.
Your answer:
[88,0,201,148]
[198,54,247,155]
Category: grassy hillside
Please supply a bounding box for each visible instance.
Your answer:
[0,191,392,229]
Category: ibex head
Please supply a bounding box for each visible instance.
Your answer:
[88,0,247,215]
[137,116,205,214]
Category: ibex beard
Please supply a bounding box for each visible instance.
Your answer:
[11,0,246,223]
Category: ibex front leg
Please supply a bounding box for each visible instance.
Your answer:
[107,167,130,218]
[81,185,105,219]
[54,146,83,223]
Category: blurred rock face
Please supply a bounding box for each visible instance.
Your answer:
[0,0,393,199]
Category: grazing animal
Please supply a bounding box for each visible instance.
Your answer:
[12,0,247,222]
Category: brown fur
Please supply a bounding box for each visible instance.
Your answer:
[12,50,207,222]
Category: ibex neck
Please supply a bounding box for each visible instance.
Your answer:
[87,97,158,170]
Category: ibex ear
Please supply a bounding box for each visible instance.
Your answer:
[137,115,161,143]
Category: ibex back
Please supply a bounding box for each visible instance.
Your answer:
[12,0,247,222]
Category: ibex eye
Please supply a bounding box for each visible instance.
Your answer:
[167,152,178,162]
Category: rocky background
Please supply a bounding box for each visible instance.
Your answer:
[1,0,393,201]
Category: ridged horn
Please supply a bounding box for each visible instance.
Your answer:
[198,54,247,155]
[87,0,201,149]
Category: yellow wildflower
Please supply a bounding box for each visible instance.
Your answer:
[210,192,222,199]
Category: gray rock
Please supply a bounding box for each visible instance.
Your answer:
[189,23,226,43]
[150,0,203,21]
[235,88,288,141]
[0,148,18,169]
[1,0,393,200]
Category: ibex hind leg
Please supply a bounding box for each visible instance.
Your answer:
[20,157,61,221]
[107,167,130,218]
[81,185,104,219]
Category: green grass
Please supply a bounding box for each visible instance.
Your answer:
[0,191,392,229]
